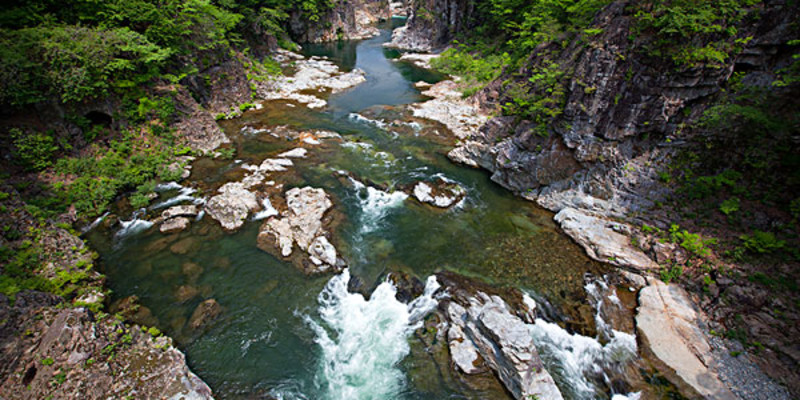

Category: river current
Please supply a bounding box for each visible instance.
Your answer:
[86,22,649,400]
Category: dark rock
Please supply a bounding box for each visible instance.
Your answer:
[188,299,222,330]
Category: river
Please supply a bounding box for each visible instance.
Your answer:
[86,22,652,400]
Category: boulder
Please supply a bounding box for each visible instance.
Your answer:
[308,236,337,266]
[637,280,736,400]
[160,216,190,234]
[410,178,466,208]
[257,187,342,274]
[445,293,564,400]
[205,182,259,231]
[162,205,199,219]
[554,207,658,271]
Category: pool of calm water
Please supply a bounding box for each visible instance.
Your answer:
[86,22,609,400]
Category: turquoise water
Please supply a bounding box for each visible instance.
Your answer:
[87,25,609,399]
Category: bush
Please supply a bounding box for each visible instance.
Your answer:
[10,128,59,171]
[740,230,785,254]
[669,224,716,257]
[719,197,740,215]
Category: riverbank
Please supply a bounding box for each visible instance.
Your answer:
[388,0,800,397]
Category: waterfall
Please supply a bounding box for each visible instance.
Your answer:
[306,269,440,400]
[82,211,110,233]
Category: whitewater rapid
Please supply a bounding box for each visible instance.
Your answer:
[305,269,440,400]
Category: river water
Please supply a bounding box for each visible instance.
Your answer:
[85,23,657,400]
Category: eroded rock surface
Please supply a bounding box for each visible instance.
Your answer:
[205,182,260,231]
[257,187,343,274]
[435,273,564,400]
[637,280,736,400]
[554,207,658,271]
[409,178,465,208]
[256,55,366,108]
[410,80,489,140]
[0,293,213,399]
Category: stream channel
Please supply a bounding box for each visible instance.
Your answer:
[86,21,653,400]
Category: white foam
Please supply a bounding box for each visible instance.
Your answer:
[253,197,280,220]
[527,280,638,399]
[82,211,110,233]
[348,113,388,129]
[154,181,183,192]
[353,182,408,233]
[306,269,439,400]
[116,209,153,238]
[150,185,202,209]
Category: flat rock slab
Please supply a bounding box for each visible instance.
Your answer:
[554,207,658,271]
[160,216,191,234]
[410,80,489,140]
[162,205,199,219]
[637,280,737,400]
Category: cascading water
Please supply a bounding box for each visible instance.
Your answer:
[305,269,440,400]
[348,178,408,234]
[116,208,153,238]
[150,183,204,209]
[526,279,639,400]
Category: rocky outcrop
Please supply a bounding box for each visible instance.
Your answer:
[443,1,797,224]
[409,177,465,208]
[205,182,260,231]
[554,208,657,271]
[410,80,489,139]
[171,86,231,153]
[440,288,564,400]
[257,187,344,274]
[636,280,736,400]
[256,53,366,108]
[289,0,390,43]
[0,292,213,399]
[387,0,475,51]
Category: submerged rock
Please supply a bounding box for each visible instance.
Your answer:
[637,280,736,400]
[188,299,222,331]
[554,207,658,271]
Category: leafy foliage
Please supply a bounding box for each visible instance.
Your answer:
[10,128,59,171]
[740,230,785,254]
[632,0,761,68]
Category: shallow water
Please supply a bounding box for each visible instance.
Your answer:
[87,24,623,400]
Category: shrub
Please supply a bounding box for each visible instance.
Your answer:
[719,197,740,215]
[669,224,716,257]
[10,128,59,171]
[740,230,785,254]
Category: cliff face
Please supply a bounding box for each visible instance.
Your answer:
[440,2,797,220]
[290,0,391,43]
[399,1,800,396]
[388,0,475,50]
